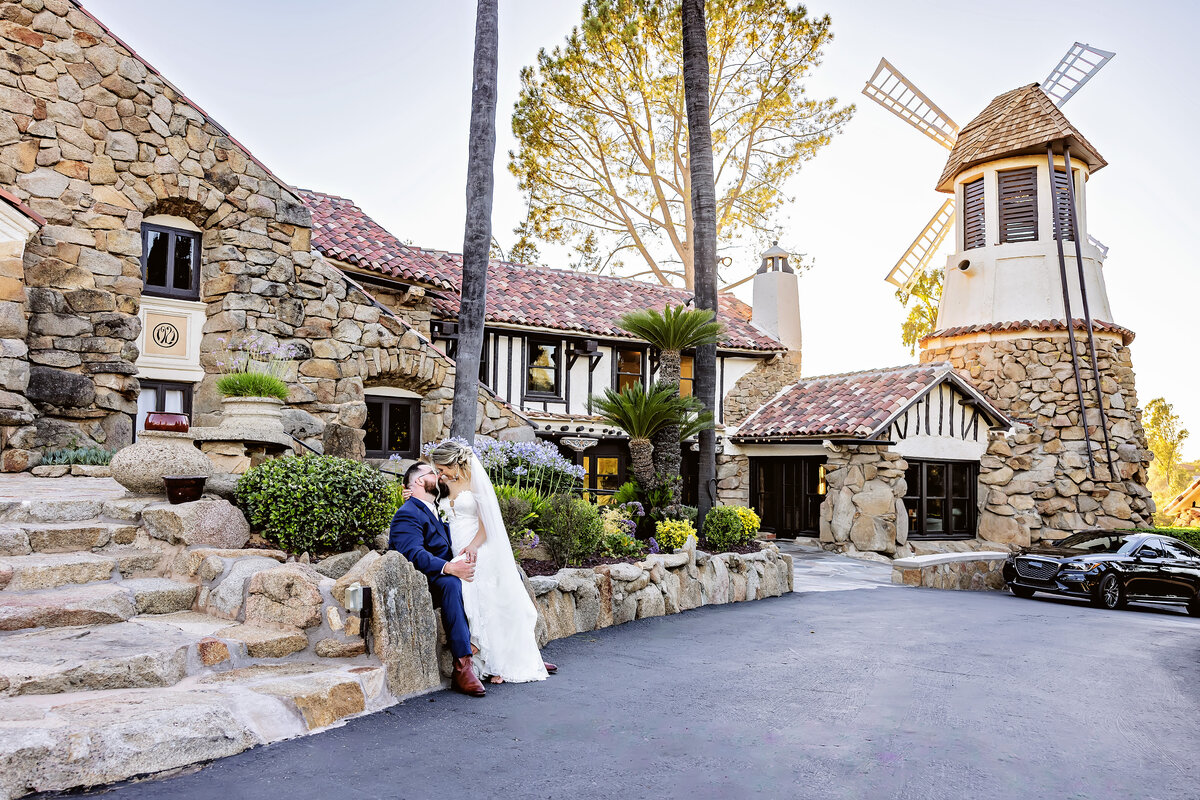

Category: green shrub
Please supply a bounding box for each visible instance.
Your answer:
[599,530,646,558]
[1135,527,1200,552]
[216,371,289,401]
[610,481,640,506]
[498,494,537,546]
[654,518,695,552]
[235,455,392,554]
[538,494,603,567]
[703,505,761,551]
[41,446,115,466]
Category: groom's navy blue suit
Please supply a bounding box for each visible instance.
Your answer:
[388,497,472,659]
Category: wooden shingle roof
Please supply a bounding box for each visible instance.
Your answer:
[936,84,1106,192]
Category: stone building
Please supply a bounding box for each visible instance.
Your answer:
[299,189,801,496]
[0,0,530,474]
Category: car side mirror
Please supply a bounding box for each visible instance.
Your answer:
[1136,548,1162,560]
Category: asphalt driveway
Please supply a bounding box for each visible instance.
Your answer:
[76,559,1199,800]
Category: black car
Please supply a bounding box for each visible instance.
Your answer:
[1003,531,1200,615]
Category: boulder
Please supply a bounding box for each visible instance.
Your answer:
[849,514,894,554]
[361,551,441,698]
[202,557,279,619]
[536,587,577,642]
[25,366,95,409]
[314,638,366,659]
[245,565,323,629]
[332,550,381,606]
[314,549,365,580]
[633,585,666,619]
[142,499,249,549]
[0,583,135,631]
[216,623,308,658]
[252,673,366,731]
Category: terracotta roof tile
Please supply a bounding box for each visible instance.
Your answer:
[923,319,1135,346]
[299,190,785,352]
[734,363,958,440]
[297,190,456,290]
[936,84,1106,192]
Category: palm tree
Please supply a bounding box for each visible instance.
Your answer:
[450,0,498,440]
[591,383,693,491]
[681,0,719,528]
[616,304,723,501]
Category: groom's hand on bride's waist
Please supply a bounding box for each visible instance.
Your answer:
[444,559,475,582]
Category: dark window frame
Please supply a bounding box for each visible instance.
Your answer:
[678,354,695,398]
[136,378,194,431]
[903,457,978,540]
[524,336,563,400]
[363,396,421,460]
[575,442,628,504]
[997,167,1039,245]
[1051,167,1077,243]
[961,176,986,250]
[613,347,645,393]
[141,223,201,300]
[749,456,827,538]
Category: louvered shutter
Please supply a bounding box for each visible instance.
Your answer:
[1051,168,1075,241]
[961,177,985,250]
[998,167,1038,243]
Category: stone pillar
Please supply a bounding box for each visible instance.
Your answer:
[0,200,40,471]
[818,443,908,557]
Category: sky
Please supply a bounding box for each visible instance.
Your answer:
[84,0,1200,458]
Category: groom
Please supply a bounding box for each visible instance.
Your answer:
[389,462,487,697]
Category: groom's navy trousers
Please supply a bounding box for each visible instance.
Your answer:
[388,497,472,660]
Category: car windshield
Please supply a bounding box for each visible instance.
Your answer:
[1052,533,1133,554]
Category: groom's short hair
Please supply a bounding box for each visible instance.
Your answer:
[403,462,429,488]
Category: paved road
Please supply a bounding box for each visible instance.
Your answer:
[81,558,1199,800]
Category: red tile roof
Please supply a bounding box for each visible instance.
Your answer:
[732,363,1007,441]
[298,190,785,352]
[923,319,1135,346]
[297,190,456,290]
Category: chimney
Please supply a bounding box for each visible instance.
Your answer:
[750,242,802,355]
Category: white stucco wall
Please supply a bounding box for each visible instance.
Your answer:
[936,154,1114,331]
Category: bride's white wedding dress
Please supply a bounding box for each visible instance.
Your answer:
[445,465,547,683]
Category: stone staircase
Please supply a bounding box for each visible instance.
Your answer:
[0,493,396,800]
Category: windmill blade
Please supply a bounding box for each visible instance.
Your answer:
[1041,43,1115,107]
[1088,234,1110,259]
[863,58,959,150]
[886,199,956,290]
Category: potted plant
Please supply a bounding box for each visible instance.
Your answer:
[214,336,295,433]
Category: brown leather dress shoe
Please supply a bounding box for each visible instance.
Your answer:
[543,661,557,674]
[452,655,486,697]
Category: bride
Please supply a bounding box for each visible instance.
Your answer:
[427,440,552,684]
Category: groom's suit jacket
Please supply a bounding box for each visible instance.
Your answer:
[388,496,453,578]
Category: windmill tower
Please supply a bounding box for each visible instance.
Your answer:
[863,44,1154,542]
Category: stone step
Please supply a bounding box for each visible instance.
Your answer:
[0,662,391,798]
[17,521,140,554]
[121,578,198,615]
[0,621,196,697]
[0,551,116,592]
[107,547,167,577]
[0,583,136,631]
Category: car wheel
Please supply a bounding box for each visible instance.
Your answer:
[1092,573,1126,610]
[1010,585,1035,599]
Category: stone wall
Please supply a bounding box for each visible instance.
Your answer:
[891,552,1008,591]
[922,331,1153,541]
[526,539,792,647]
[721,351,801,428]
[0,1,532,468]
[715,452,749,506]
[819,443,908,558]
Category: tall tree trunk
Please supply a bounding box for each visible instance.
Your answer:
[682,0,718,531]
[450,0,499,442]
[651,349,682,503]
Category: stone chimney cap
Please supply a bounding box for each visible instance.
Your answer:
[761,241,789,258]
[758,241,792,274]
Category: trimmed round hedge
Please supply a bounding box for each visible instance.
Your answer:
[235,455,392,554]
[703,505,761,551]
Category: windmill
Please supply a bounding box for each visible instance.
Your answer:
[863,43,1115,292]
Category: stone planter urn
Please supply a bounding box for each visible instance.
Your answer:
[219,397,286,435]
[110,431,214,495]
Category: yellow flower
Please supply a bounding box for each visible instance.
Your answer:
[654,518,695,552]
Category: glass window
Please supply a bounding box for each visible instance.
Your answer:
[526,339,561,397]
[750,456,826,538]
[141,224,201,300]
[905,459,977,540]
[616,349,642,392]
[1163,539,1200,560]
[578,444,627,504]
[679,355,694,398]
[136,379,193,433]
[364,397,420,459]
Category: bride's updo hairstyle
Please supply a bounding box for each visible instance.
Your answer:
[428,440,473,479]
